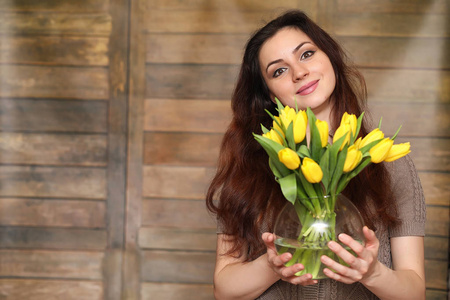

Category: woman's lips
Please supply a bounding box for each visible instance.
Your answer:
[297,80,319,96]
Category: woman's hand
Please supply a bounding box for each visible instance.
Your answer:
[262,232,318,286]
[320,226,381,284]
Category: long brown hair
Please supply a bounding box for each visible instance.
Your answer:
[206,10,398,261]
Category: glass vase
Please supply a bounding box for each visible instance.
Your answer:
[273,194,365,279]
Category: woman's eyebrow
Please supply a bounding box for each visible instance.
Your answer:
[265,41,312,74]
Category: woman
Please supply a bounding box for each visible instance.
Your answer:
[206,10,426,299]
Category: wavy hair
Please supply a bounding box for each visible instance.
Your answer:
[206,10,398,261]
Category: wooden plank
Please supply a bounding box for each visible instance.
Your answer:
[0,36,109,66]
[368,103,449,137]
[0,133,107,166]
[146,64,238,99]
[396,137,450,172]
[146,33,246,64]
[143,132,222,167]
[0,99,107,133]
[144,0,298,11]
[425,289,449,300]
[0,249,103,279]
[338,36,450,69]
[145,10,275,34]
[142,166,215,200]
[0,65,109,100]
[334,13,449,38]
[336,0,448,14]
[144,99,231,133]
[424,236,448,260]
[0,12,112,36]
[141,199,216,229]
[139,227,216,251]
[419,172,450,206]
[363,68,450,103]
[0,198,105,228]
[0,227,106,250]
[0,279,103,300]
[142,282,213,300]
[425,206,449,237]
[0,0,109,12]
[141,250,215,283]
[425,259,448,290]
[0,166,106,199]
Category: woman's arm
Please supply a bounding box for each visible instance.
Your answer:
[321,227,425,300]
[213,233,317,300]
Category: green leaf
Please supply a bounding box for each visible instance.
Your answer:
[391,125,402,140]
[319,147,330,194]
[328,134,347,180]
[297,170,317,200]
[306,107,322,161]
[359,138,383,154]
[285,122,296,150]
[329,143,348,194]
[254,134,290,177]
[279,173,297,204]
[275,97,285,115]
[261,124,269,134]
[352,112,365,144]
[297,145,311,158]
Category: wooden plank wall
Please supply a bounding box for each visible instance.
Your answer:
[0,0,111,299]
[0,0,448,299]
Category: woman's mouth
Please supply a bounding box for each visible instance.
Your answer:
[297,80,319,96]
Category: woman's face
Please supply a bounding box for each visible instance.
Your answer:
[259,27,336,118]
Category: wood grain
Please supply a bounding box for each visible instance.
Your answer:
[143,132,222,167]
[425,259,448,290]
[0,227,106,250]
[0,12,112,35]
[0,132,107,166]
[144,99,231,133]
[419,172,450,206]
[0,279,103,300]
[0,99,107,133]
[424,236,449,260]
[144,0,298,11]
[141,199,216,229]
[139,227,216,251]
[0,0,109,12]
[0,166,106,199]
[425,289,449,300]
[146,64,238,99]
[0,249,104,279]
[425,206,449,237]
[336,0,448,14]
[0,198,105,228]
[0,65,109,100]
[142,166,215,200]
[146,33,247,64]
[338,36,449,69]
[334,13,449,38]
[141,250,215,283]
[0,36,109,66]
[141,282,213,300]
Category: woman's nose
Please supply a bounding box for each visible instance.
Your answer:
[293,64,309,81]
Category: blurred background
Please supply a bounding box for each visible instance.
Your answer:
[0,0,448,299]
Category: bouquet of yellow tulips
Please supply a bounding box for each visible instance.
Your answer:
[253,99,410,277]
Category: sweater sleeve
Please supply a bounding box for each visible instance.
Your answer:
[388,155,426,237]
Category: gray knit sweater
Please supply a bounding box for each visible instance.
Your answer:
[256,155,426,300]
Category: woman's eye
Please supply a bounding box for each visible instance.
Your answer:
[301,50,315,60]
[273,68,287,78]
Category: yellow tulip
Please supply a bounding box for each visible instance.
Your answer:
[343,145,362,173]
[354,137,362,149]
[315,119,329,147]
[333,122,351,150]
[360,128,384,149]
[272,116,284,138]
[278,148,300,170]
[280,106,296,128]
[263,129,283,145]
[340,112,357,137]
[301,157,323,183]
[293,110,307,143]
[384,142,411,162]
[369,138,393,163]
